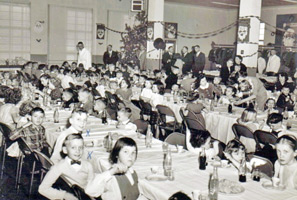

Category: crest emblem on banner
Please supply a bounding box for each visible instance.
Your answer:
[237,19,250,43]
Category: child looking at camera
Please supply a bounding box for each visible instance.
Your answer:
[272,135,297,189]
[86,137,150,200]
[39,134,94,200]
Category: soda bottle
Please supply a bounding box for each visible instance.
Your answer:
[199,147,207,170]
[54,108,59,123]
[163,148,172,177]
[145,125,152,148]
[208,167,219,200]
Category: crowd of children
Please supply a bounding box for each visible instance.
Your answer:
[0,57,297,199]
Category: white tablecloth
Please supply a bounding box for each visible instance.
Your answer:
[42,109,297,200]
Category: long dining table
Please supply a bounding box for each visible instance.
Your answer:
[42,108,297,200]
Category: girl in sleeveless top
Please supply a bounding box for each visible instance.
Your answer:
[86,137,148,200]
[272,135,297,189]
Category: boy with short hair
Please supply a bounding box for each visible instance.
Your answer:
[93,98,112,120]
[39,133,94,200]
[77,88,94,114]
[10,107,50,155]
[267,113,285,136]
[62,88,79,109]
[116,107,137,132]
[276,84,294,111]
[50,108,88,164]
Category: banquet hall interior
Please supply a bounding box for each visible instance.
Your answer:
[0,0,297,199]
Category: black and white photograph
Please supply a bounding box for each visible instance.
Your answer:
[0,1,297,200]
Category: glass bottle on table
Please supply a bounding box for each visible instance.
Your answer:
[106,132,113,152]
[163,147,172,177]
[283,106,289,120]
[54,108,59,123]
[208,166,219,200]
[145,124,152,148]
[199,147,207,170]
[210,100,214,111]
[238,159,247,182]
[101,109,107,124]
[213,94,218,107]
[228,103,232,114]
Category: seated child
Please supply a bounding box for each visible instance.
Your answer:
[224,139,268,171]
[10,107,50,156]
[276,84,294,111]
[51,108,88,164]
[93,98,113,120]
[138,75,147,88]
[62,88,79,109]
[86,137,151,200]
[116,107,137,132]
[39,134,94,200]
[140,78,154,102]
[186,128,225,160]
[77,88,94,114]
[61,68,77,89]
[266,113,286,137]
[218,86,236,105]
[264,98,279,115]
[272,135,297,189]
[2,71,12,86]
[17,100,40,128]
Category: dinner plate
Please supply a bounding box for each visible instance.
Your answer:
[262,181,286,191]
[219,179,245,195]
[145,174,168,181]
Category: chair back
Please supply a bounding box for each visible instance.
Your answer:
[251,155,274,178]
[17,137,33,155]
[254,130,278,150]
[184,116,206,131]
[164,132,186,149]
[232,123,254,139]
[0,122,12,143]
[139,100,152,115]
[156,105,176,118]
[72,184,94,200]
[133,119,149,134]
[33,150,53,171]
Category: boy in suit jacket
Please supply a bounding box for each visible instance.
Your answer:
[193,45,205,77]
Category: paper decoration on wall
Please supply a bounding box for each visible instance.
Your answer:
[147,22,154,41]
[237,19,250,43]
[276,14,297,47]
[36,39,41,42]
[34,21,44,34]
[96,24,105,39]
[164,22,178,39]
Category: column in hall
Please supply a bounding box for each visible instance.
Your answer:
[146,0,164,71]
[236,0,262,75]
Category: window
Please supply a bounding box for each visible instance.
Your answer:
[0,3,30,61]
[259,23,265,45]
[66,8,92,61]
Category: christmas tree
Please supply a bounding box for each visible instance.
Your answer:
[121,11,147,66]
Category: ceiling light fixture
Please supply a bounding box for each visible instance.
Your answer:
[212,1,239,7]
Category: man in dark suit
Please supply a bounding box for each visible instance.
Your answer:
[193,45,205,77]
[103,45,119,65]
[162,46,176,75]
[181,46,193,75]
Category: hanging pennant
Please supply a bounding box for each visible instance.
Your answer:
[237,19,250,43]
[96,23,105,39]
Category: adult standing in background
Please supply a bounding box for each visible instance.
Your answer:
[266,49,281,75]
[257,51,266,74]
[138,44,147,71]
[162,46,175,75]
[103,45,119,66]
[181,46,193,75]
[193,45,205,77]
[77,41,92,70]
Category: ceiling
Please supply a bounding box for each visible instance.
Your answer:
[165,0,297,9]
